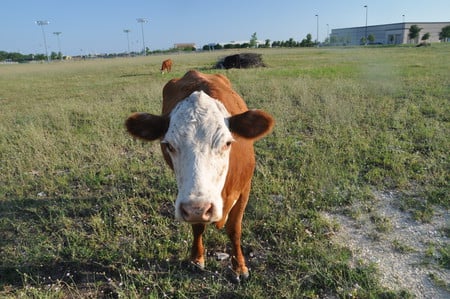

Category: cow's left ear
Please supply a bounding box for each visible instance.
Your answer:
[228,109,274,140]
[126,112,169,141]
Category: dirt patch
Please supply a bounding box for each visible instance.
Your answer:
[323,191,449,298]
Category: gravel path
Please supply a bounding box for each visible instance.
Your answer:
[323,191,449,298]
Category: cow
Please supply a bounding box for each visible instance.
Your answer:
[125,70,274,281]
[160,59,173,74]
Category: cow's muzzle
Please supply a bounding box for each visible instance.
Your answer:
[179,202,216,223]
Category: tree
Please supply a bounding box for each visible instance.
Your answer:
[408,25,422,43]
[249,32,258,48]
[439,25,450,42]
[34,54,46,61]
[51,51,60,60]
[368,34,375,43]
[421,32,430,43]
[300,34,314,47]
[286,38,295,47]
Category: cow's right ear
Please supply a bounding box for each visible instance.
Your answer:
[125,112,169,141]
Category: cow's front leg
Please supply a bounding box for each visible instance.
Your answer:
[190,223,206,269]
[225,192,250,281]
[227,224,248,281]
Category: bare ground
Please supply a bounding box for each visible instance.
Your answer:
[323,191,449,298]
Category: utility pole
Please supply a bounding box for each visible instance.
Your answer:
[53,32,62,60]
[123,29,131,55]
[326,24,329,44]
[315,14,319,45]
[364,5,368,45]
[136,18,148,55]
[36,20,50,62]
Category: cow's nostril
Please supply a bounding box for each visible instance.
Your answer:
[205,205,213,217]
[201,204,214,221]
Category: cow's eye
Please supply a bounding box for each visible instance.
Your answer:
[222,140,233,151]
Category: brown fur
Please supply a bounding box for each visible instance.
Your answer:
[160,59,173,73]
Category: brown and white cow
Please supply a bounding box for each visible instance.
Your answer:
[125,70,274,281]
[160,58,173,74]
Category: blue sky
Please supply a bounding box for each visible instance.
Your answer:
[1,0,448,56]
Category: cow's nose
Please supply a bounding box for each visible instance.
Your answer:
[180,202,214,223]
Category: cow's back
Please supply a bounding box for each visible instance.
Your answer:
[162,70,248,116]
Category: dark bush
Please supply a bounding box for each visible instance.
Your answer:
[216,53,266,69]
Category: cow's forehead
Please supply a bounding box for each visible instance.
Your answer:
[166,91,231,144]
[170,90,230,119]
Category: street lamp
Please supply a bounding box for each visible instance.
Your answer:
[136,18,148,55]
[123,29,131,55]
[402,14,405,23]
[326,24,330,44]
[364,5,368,45]
[53,32,62,60]
[36,20,50,62]
[315,14,319,45]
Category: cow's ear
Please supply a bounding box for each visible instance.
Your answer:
[228,110,274,140]
[125,112,169,141]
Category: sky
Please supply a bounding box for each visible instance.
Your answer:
[1,0,449,56]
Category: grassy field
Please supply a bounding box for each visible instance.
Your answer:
[0,45,449,298]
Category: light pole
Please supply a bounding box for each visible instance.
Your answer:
[36,20,50,62]
[364,5,368,45]
[53,32,62,60]
[402,14,405,23]
[326,24,329,44]
[123,29,131,55]
[136,18,148,55]
[315,14,319,45]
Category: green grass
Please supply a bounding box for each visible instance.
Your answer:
[1,45,449,298]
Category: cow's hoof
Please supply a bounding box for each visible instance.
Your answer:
[227,266,250,283]
[189,260,205,271]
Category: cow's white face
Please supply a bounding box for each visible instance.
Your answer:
[162,91,234,223]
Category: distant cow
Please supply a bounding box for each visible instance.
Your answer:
[126,70,274,281]
[160,59,173,73]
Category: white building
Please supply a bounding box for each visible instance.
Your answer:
[330,22,450,45]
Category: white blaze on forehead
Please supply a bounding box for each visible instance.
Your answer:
[162,91,233,222]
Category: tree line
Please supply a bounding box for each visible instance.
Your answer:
[3,27,449,63]
[0,51,64,63]
[408,24,450,44]
[202,33,317,51]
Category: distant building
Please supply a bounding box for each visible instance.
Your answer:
[330,22,450,45]
[174,43,196,50]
